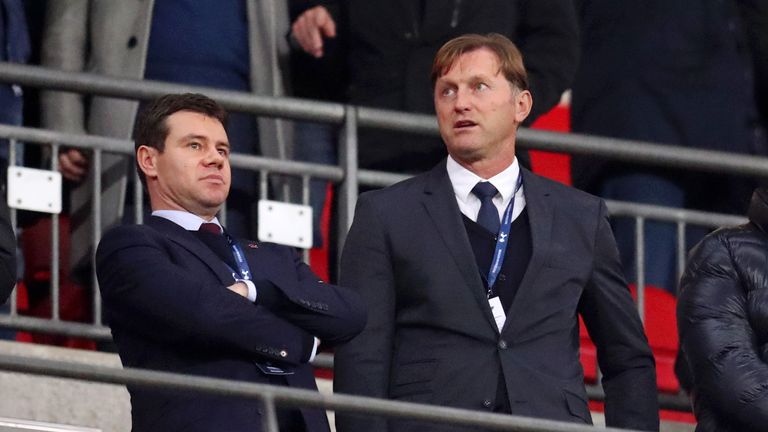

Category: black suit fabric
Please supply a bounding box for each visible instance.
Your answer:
[0,177,15,303]
[463,210,531,311]
[335,162,659,432]
[96,216,366,432]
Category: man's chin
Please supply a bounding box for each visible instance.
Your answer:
[448,146,483,164]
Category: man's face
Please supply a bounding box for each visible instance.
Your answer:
[141,110,231,219]
[434,48,530,170]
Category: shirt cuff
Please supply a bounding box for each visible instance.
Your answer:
[308,337,320,363]
[237,279,257,303]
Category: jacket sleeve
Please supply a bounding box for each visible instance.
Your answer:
[96,225,316,365]
[334,193,395,432]
[257,243,367,346]
[677,231,768,429]
[0,183,15,304]
[579,200,660,431]
[517,0,579,123]
[39,0,88,134]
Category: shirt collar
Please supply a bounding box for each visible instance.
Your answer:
[152,210,223,232]
[446,155,521,204]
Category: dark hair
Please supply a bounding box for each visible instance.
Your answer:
[431,33,529,91]
[133,93,228,187]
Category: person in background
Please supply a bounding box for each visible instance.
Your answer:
[677,187,768,431]
[0,0,29,166]
[570,0,767,295]
[0,0,28,318]
[289,0,579,256]
[40,0,292,287]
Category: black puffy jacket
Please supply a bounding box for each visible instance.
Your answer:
[677,188,768,431]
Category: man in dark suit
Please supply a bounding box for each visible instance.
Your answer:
[335,34,659,432]
[96,93,366,432]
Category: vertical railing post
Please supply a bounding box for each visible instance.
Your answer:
[635,216,645,323]
[260,170,270,201]
[301,174,311,263]
[336,105,358,272]
[676,221,686,296]
[50,144,61,321]
[260,395,280,432]
[7,139,17,317]
[134,160,143,224]
[92,149,102,326]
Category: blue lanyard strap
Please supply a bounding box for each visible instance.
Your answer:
[224,233,252,281]
[486,174,523,297]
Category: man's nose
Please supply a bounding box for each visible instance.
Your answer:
[454,89,471,112]
[204,148,225,166]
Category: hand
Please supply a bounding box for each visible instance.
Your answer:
[291,6,336,58]
[227,281,249,298]
[59,148,89,182]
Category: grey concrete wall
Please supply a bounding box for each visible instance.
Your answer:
[0,340,129,432]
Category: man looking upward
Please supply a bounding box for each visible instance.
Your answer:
[335,34,658,432]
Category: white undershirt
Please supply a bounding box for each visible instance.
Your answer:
[445,156,527,224]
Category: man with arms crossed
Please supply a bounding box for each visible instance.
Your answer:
[96,93,365,432]
[336,34,658,431]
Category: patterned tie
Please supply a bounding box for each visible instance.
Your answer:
[472,182,500,234]
[198,223,223,235]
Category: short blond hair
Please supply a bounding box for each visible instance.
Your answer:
[431,33,529,91]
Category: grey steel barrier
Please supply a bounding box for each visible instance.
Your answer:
[1,62,767,179]
[0,352,645,432]
[0,64,757,416]
[0,124,731,416]
[0,123,750,329]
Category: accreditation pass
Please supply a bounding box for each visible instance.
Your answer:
[488,296,506,332]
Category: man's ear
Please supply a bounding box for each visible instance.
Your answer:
[136,145,159,180]
[513,89,533,124]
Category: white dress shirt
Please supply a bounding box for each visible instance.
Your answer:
[446,156,527,224]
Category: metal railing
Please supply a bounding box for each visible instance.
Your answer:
[0,352,643,432]
[0,63,760,420]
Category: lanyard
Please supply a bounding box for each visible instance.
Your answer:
[224,233,252,281]
[486,174,523,297]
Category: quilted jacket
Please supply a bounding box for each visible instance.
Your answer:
[678,187,768,431]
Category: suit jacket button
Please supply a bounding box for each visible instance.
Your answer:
[498,340,508,350]
[279,350,288,358]
[482,399,493,408]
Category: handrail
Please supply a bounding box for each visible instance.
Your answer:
[0,352,643,432]
[0,64,714,420]
[0,122,722,414]
[1,62,767,178]
[0,123,747,230]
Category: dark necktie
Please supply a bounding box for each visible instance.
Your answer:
[198,222,222,235]
[472,182,500,234]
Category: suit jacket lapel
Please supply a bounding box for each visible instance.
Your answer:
[147,216,235,285]
[421,162,499,331]
[503,169,554,335]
